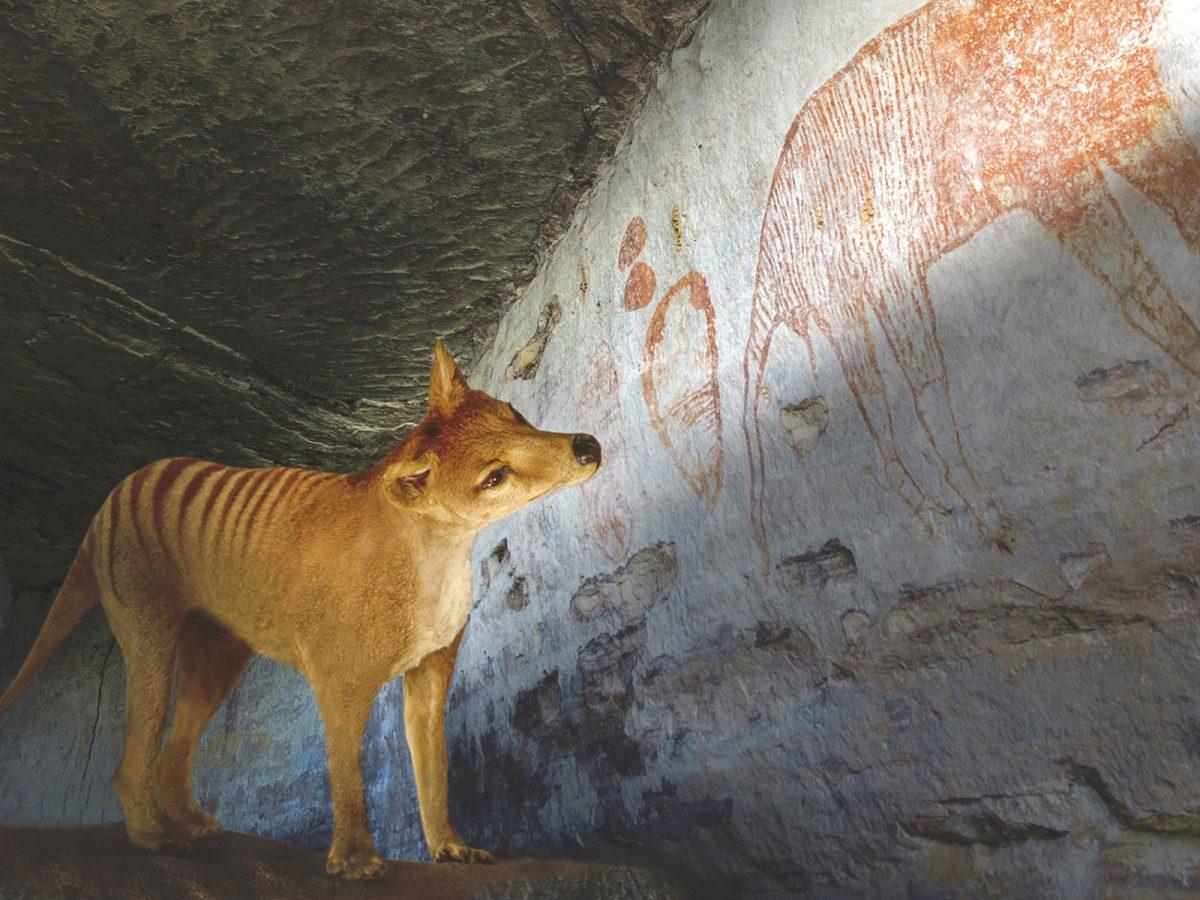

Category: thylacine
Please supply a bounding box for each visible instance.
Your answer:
[0,342,601,879]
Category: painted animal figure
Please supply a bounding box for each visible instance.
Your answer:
[0,343,601,879]
[743,0,1200,570]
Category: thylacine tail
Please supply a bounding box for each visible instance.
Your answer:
[0,532,99,714]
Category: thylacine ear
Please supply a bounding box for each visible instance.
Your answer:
[383,451,438,510]
[429,340,469,415]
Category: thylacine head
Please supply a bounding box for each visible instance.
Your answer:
[360,341,601,530]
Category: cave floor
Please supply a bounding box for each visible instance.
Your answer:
[0,824,680,899]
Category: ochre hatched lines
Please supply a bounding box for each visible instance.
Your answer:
[742,0,1200,572]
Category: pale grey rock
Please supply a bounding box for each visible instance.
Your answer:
[451,1,1200,895]
[779,396,830,456]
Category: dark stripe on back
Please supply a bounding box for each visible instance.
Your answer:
[275,468,305,504]
[125,466,156,553]
[151,458,197,567]
[178,463,223,537]
[240,468,285,541]
[233,469,273,540]
[218,470,257,540]
[266,468,306,523]
[198,467,238,537]
[152,459,196,537]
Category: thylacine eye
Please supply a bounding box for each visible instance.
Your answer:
[509,404,531,426]
[481,467,507,490]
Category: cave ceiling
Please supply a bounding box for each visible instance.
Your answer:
[0,0,707,588]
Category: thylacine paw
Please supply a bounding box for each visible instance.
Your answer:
[433,841,494,865]
[326,848,385,880]
[174,807,223,836]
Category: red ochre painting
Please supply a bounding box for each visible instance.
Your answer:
[579,342,633,562]
[742,0,1200,570]
[620,216,724,509]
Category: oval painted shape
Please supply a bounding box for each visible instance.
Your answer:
[578,342,633,563]
[623,261,656,311]
[642,272,723,508]
[618,216,647,269]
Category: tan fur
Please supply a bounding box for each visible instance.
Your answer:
[0,342,599,879]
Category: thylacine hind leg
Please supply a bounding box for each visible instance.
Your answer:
[153,614,252,836]
[108,609,187,854]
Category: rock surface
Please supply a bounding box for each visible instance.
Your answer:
[0,825,680,899]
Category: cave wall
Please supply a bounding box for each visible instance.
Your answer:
[440,0,1200,895]
[0,0,707,591]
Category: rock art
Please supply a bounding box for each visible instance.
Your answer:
[743,0,1200,569]
[642,273,723,508]
[506,297,562,381]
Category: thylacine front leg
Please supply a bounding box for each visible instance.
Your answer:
[314,678,385,879]
[404,628,493,864]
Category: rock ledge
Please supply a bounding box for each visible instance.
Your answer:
[0,825,681,899]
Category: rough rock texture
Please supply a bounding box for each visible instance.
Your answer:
[0,0,707,589]
[0,825,680,899]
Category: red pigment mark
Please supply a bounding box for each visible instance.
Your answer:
[643,272,724,508]
[743,0,1200,573]
[619,216,647,269]
[624,261,656,311]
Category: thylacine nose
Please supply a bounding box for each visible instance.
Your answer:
[572,433,601,467]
